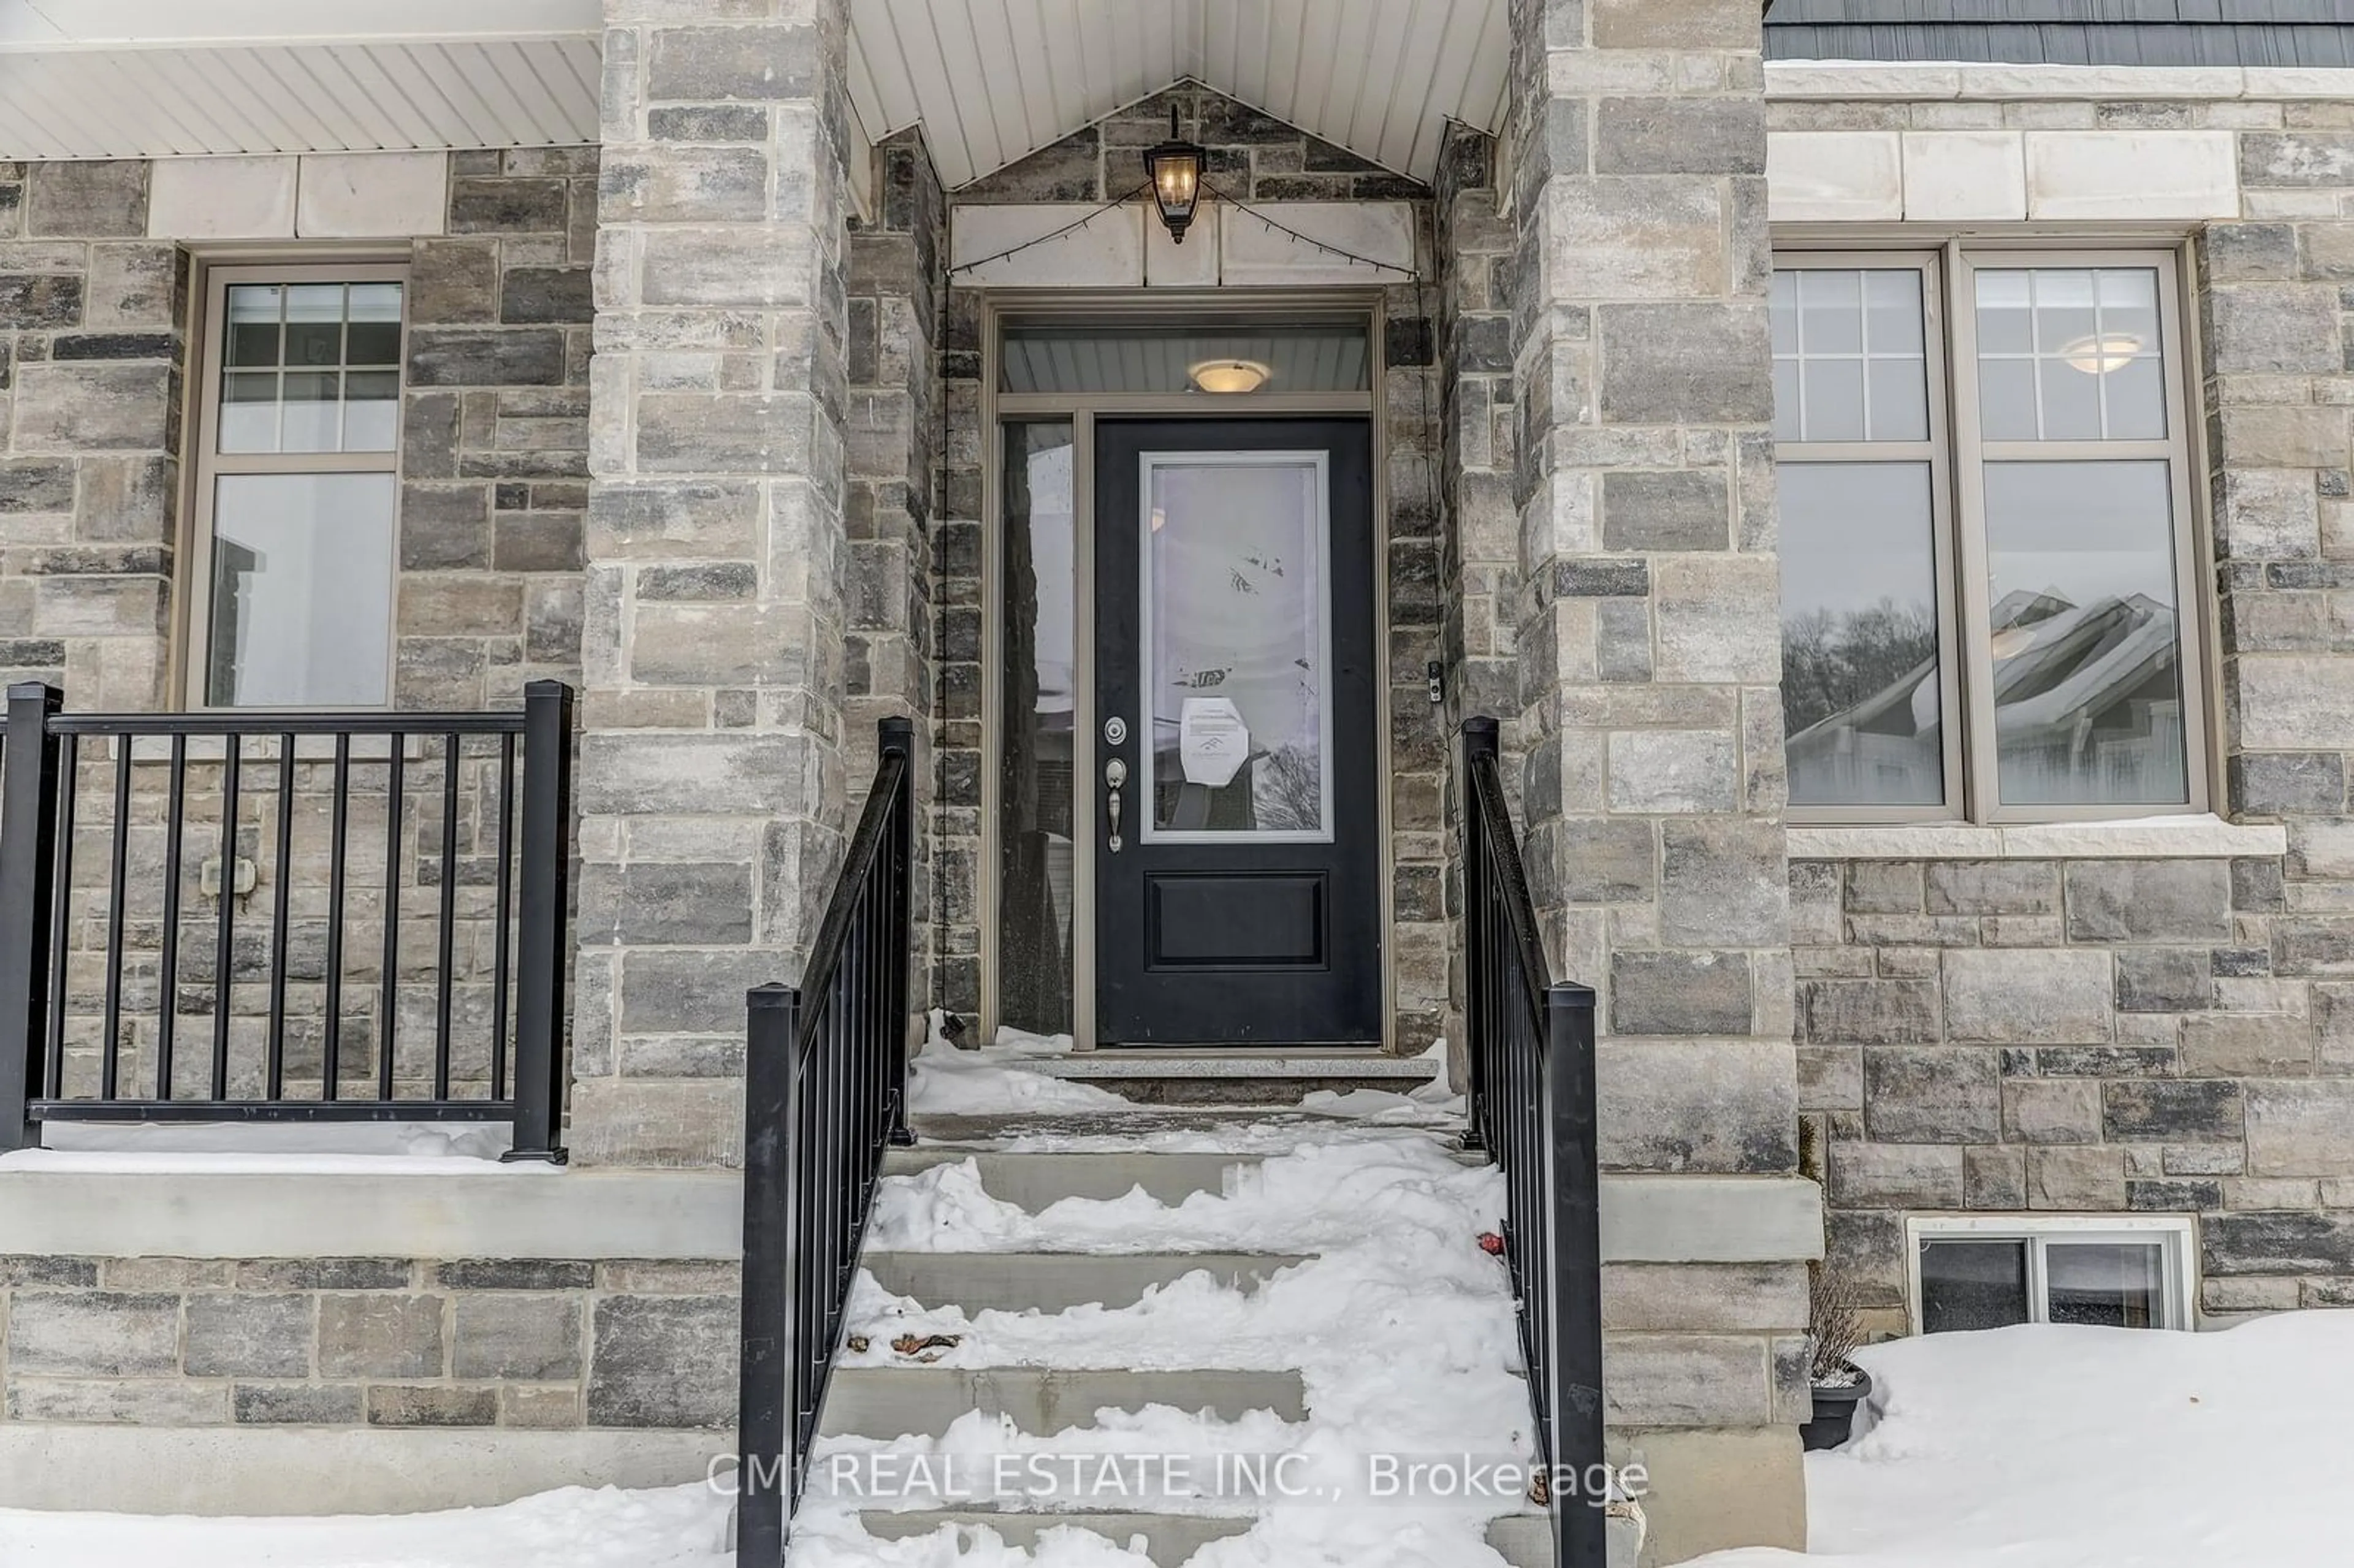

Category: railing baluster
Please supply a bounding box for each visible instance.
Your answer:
[157,733,186,1100]
[266,734,295,1100]
[44,734,77,1106]
[102,740,130,1102]
[490,731,516,1103]
[324,734,351,1101]
[211,733,241,1100]
[380,739,403,1102]
[435,731,459,1102]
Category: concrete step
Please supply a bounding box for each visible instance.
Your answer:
[862,1509,1252,1559]
[883,1148,1259,1209]
[862,1250,1309,1314]
[818,1366,1307,1440]
[856,1507,1637,1565]
[1021,1051,1441,1106]
[1487,1507,1646,1568]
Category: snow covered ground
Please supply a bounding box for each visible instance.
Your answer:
[13,1311,2354,1564]
[1688,1309,2354,1568]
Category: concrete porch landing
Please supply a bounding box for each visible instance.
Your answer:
[985,1049,1444,1105]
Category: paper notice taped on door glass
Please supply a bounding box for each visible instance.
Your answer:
[1178,696,1249,788]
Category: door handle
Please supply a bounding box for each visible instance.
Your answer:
[1105,757,1128,854]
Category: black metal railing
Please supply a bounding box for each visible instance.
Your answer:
[1461,715,1606,1566]
[737,715,917,1566]
[0,679,574,1160]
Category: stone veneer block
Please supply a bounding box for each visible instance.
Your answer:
[1143,206,1219,287]
[1899,132,2026,221]
[1218,201,1414,285]
[147,156,298,239]
[950,204,1143,287]
[1764,132,1902,221]
[297,153,450,238]
[2024,131,2239,219]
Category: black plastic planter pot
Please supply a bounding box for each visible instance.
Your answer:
[1800,1371,1873,1452]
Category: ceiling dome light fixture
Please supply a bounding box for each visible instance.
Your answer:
[2062,333,2144,375]
[1189,359,1270,395]
[1143,107,1206,244]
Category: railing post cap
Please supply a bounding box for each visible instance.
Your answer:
[877,714,916,746]
[747,982,799,1008]
[1544,981,1598,1008]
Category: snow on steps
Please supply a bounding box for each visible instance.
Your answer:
[820,1368,1308,1438]
[793,1119,1639,1567]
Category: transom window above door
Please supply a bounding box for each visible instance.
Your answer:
[1772,248,2207,824]
[998,316,1371,396]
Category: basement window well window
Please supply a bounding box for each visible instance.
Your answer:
[186,263,407,709]
[1909,1217,2195,1334]
[1772,248,2206,824]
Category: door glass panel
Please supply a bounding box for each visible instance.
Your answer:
[1983,460,2188,806]
[1141,455,1330,840]
[1000,319,1370,395]
[997,422,1077,1040]
[1919,1239,2031,1334]
[1780,462,1945,807]
[2046,1242,2166,1328]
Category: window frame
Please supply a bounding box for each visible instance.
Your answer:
[181,257,411,713]
[1905,1214,2198,1334]
[1775,250,1965,825]
[1773,239,2213,825]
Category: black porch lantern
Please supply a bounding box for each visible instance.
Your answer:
[1143,107,1206,243]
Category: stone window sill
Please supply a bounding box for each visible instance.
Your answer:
[1787,815,2287,861]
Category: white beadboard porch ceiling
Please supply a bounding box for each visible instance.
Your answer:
[0,1,1510,173]
[847,0,1514,188]
[0,0,601,158]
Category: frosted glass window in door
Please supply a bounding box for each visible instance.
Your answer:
[1140,455,1331,840]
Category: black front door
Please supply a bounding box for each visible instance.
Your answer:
[1093,419,1381,1046]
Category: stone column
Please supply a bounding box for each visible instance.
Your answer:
[1437,124,1525,1057]
[1503,0,1806,1557]
[844,127,945,1046]
[576,0,853,1165]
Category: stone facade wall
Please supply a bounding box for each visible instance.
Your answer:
[0,161,181,710]
[1767,89,2354,1326]
[937,84,1450,1046]
[0,1253,735,1431]
[1503,0,1808,1558]
[398,148,597,708]
[0,153,592,714]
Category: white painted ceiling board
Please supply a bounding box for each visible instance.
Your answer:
[0,36,598,158]
[845,0,1512,189]
[0,1,600,45]
[1,1,1506,176]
